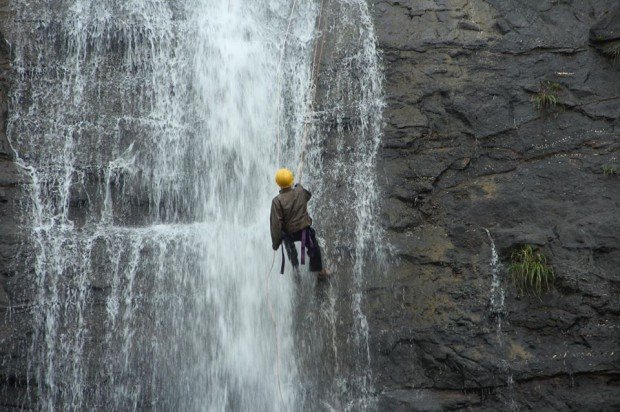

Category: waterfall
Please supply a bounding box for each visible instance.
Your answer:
[484,229,516,410]
[8,0,384,410]
[294,0,386,409]
[485,228,506,337]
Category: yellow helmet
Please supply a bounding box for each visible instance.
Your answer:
[275,168,294,188]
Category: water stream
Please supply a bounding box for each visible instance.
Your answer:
[485,228,505,338]
[8,0,383,410]
[484,229,516,410]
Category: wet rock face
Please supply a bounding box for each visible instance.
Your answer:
[0,0,15,282]
[369,0,619,410]
[0,1,32,407]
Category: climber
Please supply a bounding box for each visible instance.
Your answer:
[270,168,329,281]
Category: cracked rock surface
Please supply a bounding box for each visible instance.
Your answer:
[370,0,619,410]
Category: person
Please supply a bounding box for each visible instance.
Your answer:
[270,168,329,280]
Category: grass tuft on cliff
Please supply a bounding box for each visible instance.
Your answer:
[509,245,555,298]
[602,40,620,63]
[602,165,617,177]
[532,81,562,110]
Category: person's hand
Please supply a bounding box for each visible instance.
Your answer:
[272,245,279,251]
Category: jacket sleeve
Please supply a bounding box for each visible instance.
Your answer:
[298,184,312,201]
[270,198,283,250]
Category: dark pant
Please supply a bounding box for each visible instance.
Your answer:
[283,226,323,272]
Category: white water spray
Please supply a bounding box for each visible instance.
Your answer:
[8,0,384,410]
[484,229,516,410]
[485,228,505,336]
[299,0,386,409]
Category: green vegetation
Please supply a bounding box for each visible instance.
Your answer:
[532,81,562,110]
[602,165,617,177]
[546,81,562,91]
[509,245,555,298]
[602,40,620,63]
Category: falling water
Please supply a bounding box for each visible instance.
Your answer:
[8,0,384,410]
[295,0,386,409]
[485,228,506,337]
[484,229,516,410]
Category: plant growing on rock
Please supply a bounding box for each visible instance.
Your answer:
[602,165,617,177]
[509,245,555,298]
[602,40,620,64]
[532,81,562,110]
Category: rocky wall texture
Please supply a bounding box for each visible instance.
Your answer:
[368,0,619,410]
[0,0,31,409]
[0,0,15,295]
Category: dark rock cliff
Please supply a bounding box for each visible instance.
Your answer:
[369,0,619,410]
[0,0,31,408]
[0,2,13,286]
[0,0,15,289]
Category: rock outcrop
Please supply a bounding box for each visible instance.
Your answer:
[369,0,619,409]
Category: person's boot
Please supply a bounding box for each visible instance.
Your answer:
[317,269,330,281]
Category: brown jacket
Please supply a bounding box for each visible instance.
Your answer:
[270,184,313,250]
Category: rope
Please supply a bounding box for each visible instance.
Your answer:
[275,0,300,166]
[267,4,328,407]
[273,0,328,182]
[296,0,328,184]
[267,2,329,405]
[264,250,285,408]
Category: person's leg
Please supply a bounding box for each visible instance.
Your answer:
[307,227,324,272]
[290,230,302,242]
[282,233,298,268]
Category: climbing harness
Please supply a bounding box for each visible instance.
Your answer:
[279,227,313,275]
[280,242,287,275]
